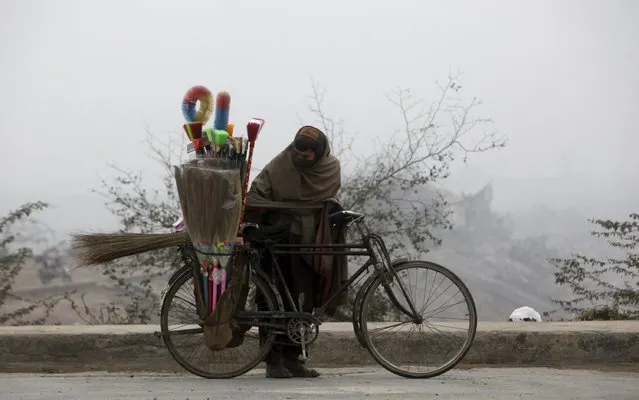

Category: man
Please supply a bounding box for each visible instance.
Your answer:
[243,125,343,378]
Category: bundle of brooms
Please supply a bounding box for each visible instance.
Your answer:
[70,158,246,345]
[69,159,244,267]
[70,119,263,268]
[69,117,264,351]
[174,158,246,350]
[174,158,243,249]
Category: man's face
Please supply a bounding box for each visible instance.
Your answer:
[291,126,326,170]
[291,146,316,169]
[293,147,315,161]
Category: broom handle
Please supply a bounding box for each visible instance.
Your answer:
[237,141,256,233]
[208,267,214,314]
[202,260,209,313]
[212,261,218,312]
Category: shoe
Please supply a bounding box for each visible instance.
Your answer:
[282,358,320,378]
[265,362,293,379]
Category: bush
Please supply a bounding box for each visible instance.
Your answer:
[551,213,639,320]
[0,201,66,325]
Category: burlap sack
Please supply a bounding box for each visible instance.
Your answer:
[193,248,248,351]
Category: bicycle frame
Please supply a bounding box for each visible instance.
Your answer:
[235,215,421,325]
[159,211,478,380]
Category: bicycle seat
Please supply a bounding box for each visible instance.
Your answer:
[329,210,364,225]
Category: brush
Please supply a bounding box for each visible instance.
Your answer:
[238,118,265,230]
[183,122,208,156]
[213,91,231,131]
[214,129,229,159]
[182,85,213,124]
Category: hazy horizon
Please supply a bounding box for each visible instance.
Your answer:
[2,0,637,240]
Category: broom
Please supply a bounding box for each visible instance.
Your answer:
[67,119,262,267]
[69,159,192,268]
[174,159,243,296]
[70,231,188,267]
[174,159,243,251]
[174,157,244,350]
[237,118,264,230]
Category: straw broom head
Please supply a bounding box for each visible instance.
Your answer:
[70,231,188,266]
[174,159,243,246]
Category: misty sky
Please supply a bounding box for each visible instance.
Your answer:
[1,0,638,239]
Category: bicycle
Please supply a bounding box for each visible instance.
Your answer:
[155,208,477,379]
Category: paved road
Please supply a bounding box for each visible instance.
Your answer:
[2,368,638,400]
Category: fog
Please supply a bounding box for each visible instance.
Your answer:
[1,1,638,318]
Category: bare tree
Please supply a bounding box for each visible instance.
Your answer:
[303,73,505,321]
[304,73,505,255]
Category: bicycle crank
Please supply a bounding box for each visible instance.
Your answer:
[286,318,320,361]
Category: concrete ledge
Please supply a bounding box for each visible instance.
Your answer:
[0,322,637,373]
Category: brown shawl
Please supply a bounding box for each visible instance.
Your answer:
[246,135,348,313]
[246,138,341,241]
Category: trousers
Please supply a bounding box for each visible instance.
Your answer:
[258,235,316,364]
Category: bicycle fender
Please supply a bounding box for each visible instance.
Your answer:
[352,257,411,311]
[351,257,412,348]
[358,257,410,292]
[168,264,190,285]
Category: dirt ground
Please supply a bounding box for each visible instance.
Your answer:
[4,259,169,325]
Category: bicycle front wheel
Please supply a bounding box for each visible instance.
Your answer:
[359,261,477,378]
[160,267,278,379]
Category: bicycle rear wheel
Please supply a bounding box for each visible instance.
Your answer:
[159,267,278,379]
[359,261,477,378]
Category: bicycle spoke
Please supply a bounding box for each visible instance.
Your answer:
[359,261,477,378]
[161,271,276,378]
